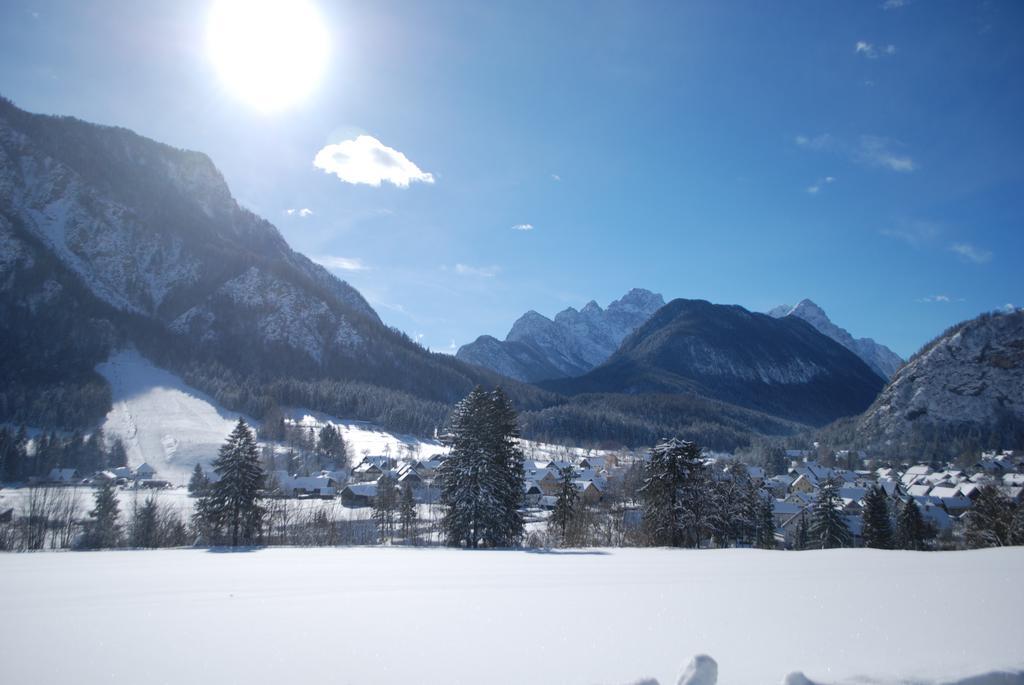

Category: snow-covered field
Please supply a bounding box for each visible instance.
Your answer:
[1,547,1021,685]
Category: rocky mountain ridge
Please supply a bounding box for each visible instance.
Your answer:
[457,288,665,382]
[768,299,903,379]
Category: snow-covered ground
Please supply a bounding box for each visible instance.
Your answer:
[95,349,628,484]
[0,547,1021,685]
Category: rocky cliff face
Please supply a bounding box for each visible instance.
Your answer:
[856,310,1024,452]
[457,288,665,382]
[770,299,903,379]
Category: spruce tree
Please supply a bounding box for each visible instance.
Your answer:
[130,496,161,548]
[373,474,398,543]
[85,479,121,549]
[438,387,525,548]
[751,488,776,549]
[793,511,809,550]
[188,463,210,496]
[895,498,930,551]
[965,485,1014,548]
[106,438,128,469]
[550,465,579,545]
[861,485,894,549]
[398,482,417,544]
[640,438,707,547]
[809,477,851,549]
[317,424,348,469]
[196,418,265,546]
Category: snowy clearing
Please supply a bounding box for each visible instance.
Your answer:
[1,547,1021,685]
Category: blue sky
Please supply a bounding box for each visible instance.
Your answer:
[1,0,1021,358]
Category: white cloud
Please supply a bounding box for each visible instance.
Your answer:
[453,263,500,278]
[511,223,534,231]
[949,243,993,264]
[918,295,961,303]
[880,220,941,247]
[1002,303,1019,313]
[883,0,909,9]
[551,174,561,182]
[313,135,435,188]
[857,136,916,172]
[285,207,314,217]
[314,255,370,272]
[806,176,836,195]
[855,41,897,59]
[794,133,834,151]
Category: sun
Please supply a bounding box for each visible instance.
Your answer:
[206,0,329,112]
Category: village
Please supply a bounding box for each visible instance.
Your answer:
[11,428,1023,551]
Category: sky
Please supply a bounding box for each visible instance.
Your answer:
[1,0,1021,358]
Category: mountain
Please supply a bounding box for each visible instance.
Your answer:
[0,96,552,435]
[542,299,886,426]
[768,299,903,379]
[852,309,1024,455]
[457,288,665,382]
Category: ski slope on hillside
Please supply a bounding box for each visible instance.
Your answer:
[95,349,625,483]
[0,547,1021,685]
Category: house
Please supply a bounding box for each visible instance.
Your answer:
[47,468,80,484]
[772,500,805,528]
[340,482,378,507]
[789,474,817,495]
[526,469,560,496]
[523,482,543,506]
[397,468,424,489]
[574,480,604,504]
[766,474,794,498]
[352,461,385,482]
[579,456,607,470]
[283,473,338,498]
[134,463,157,480]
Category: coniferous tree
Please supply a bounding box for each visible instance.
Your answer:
[751,488,776,549]
[398,482,417,544]
[793,510,809,550]
[861,485,894,549]
[84,479,121,549]
[106,438,128,469]
[373,474,398,543]
[130,496,161,548]
[640,438,708,547]
[894,498,931,551]
[809,477,851,549]
[188,463,210,496]
[317,424,348,469]
[550,465,579,545]
[965,485,1015,548]
[196,418,265,546]
[438,387,525,548]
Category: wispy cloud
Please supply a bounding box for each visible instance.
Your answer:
[285,207,314,217]
[856,136,915,172]
[511,223,534,231]
[806,176,836,195]
[880,220,941,247]
[949,242,993,264]
[796,133,915,173]
[855,41,897,59]
[452,263,501,278]
[313,135,434,188]
[917,294,964,303]
[883,0,909,9]
[314,255,371,272]
[551,174,561,182]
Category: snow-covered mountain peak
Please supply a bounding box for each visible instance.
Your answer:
[458,288,665,382]
[768,298,903,379]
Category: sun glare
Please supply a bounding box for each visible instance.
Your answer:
[206,0,329,112]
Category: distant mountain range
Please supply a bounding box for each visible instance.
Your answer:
[542,299,886,426]
[456,288,665,382]
[5,97,1013,457]
[768,299,903,379]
